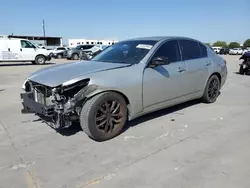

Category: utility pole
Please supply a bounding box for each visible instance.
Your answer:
[42,20,46,37]
[42,20,46,46]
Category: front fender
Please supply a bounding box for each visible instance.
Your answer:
[73,84,105,102]
[72,83,140,120]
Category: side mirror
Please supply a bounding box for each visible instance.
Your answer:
[150,56,169,67]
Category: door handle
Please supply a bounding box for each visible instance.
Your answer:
[205,61,212,66]
[177,67,186,73]
[20,48,22,51]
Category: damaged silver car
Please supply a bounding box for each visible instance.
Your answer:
[20,36,227,141]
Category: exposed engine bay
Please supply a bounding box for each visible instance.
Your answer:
[21,78,94,129]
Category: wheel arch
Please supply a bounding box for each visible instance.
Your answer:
[35,54,46,59]
[84,89,131,116]
[210,72,221,86]
[86,89,130,106]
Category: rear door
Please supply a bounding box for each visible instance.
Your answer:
[179,39,210,95]
[20,40,37,60]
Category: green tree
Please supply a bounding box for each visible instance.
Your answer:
[243,39,250,48]
[228,42,240,49]
[204,43,210,46]
[213,41,227,48]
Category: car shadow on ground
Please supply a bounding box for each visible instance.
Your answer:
[47,99,201,138]
[0,62,56,67]
[123,99,201,131]
[234,71,250,75]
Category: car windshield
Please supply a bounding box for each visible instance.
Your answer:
[91,40,158,64]
[75,45,82,49]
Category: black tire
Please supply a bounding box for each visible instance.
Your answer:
[35,55,46,64]
[202,75,220,103]
[80,92,128,141]
[31,61,36,65]
[72,53,79,60]
[239,65,245,75]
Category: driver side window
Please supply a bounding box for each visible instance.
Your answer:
[21,40,35,48]
[152,40,181,64]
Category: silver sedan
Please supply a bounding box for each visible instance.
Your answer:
[20,36,227,141]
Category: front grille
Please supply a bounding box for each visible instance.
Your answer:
[29,81,52,105]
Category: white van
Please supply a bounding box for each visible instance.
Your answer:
[0,36,51,64]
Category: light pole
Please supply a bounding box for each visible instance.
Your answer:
[42,20,46,46]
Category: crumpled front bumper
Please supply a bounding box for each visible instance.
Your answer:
[20,92,54,116]
[20,91,74,129]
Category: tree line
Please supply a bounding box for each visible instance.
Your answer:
[204,39,250,49]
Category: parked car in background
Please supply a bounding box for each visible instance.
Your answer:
[0,36,51,64]
[65,44,95,60]
[80,44,108,60]
[242,47,250,55]
[212,46,222,54]
[51,47,70,59]
[219,48,230,55]
[20,36,227,141]
[229,48,243,55]
[48,47,69,57]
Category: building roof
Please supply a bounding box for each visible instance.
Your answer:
[7,35,62,40]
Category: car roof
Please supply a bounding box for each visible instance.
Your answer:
[123,36,201,42]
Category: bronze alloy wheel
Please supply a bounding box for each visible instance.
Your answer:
[207,78,219,101]
[95,100,124,134]
[80,92,128,141]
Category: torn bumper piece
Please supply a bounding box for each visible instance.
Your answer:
[20,92,68,129]
[20,92,54,115]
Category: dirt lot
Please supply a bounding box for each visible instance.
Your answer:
[0,55,250,188]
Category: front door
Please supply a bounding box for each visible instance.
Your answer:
[20,40,37,60]
[143,40,189,109]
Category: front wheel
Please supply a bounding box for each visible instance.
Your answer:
[80,92,128,141]
[202,75,220,103]
[34,55,46,64]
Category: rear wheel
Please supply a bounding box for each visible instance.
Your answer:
[80,92,128,141]
[202,75,220,103]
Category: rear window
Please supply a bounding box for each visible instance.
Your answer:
[179,39,202,60]
[198,43,208,58]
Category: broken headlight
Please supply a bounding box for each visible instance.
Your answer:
[61,79,90,98]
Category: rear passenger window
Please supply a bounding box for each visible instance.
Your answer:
[152,40,181,63]
[198,43,207,58]
[179,40,201,60]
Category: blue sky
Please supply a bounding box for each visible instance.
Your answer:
[0,0,249,45]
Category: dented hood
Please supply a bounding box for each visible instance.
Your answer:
[28,60,129,87]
